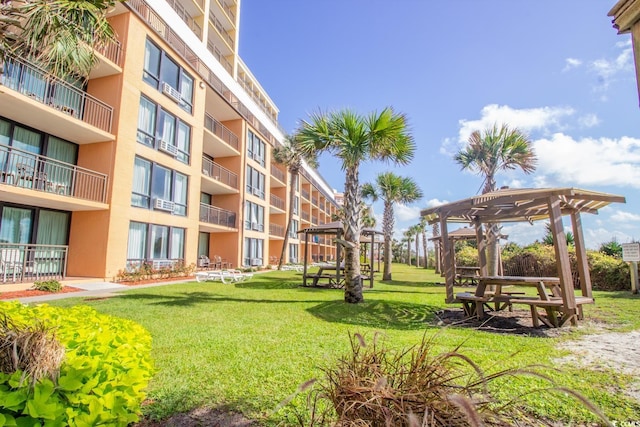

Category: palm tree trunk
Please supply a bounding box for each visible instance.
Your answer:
[415,233,420,267]
[406,238,411,266]
[382,201,393,281]
[421,228,428,268]
[343,165,363,303]
[278,172,298,270]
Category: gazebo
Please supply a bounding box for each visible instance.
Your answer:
[421,187,626,326]
[298,221,383,288]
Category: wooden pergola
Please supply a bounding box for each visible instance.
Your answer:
[298,221,383,288]
[421,187,626,325]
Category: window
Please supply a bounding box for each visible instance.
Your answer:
[245,165,265,199]
[289,243,298,264]
[127,221,185,263]
[247,130,265,166]
[131,156,188,216]
[244,201,264,232]
[137,96,191,164]
[243,237,263,267]
[143,39,194,113]
[288,220,298,239]
[293,196,299,215]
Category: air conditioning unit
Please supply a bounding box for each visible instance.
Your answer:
[251,222,262,231]
[251,258,262,266]
[154,198,175,212]
[162,82,181,103]
[158,140,178,156]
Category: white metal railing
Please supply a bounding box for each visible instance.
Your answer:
[199,203,236,227]
[201,156,238,189]
[0,243,68,283]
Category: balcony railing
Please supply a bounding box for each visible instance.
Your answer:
[270,193,285,210]
[209,10,234,49]
[269,223,285,237]
[301,212,310,221]
[199,203,236,227]
[201,156,238,189]
[270,164,285,182]
[206,41,233,74]
[0,243,68,283]
[312,216,318,224]
[216,0,236,23]
[95,38,124,67]
[1,56,113,133]
[312,196,318,206]
[301,189,310,200]
[204,113,239,150]
[0,145,108,203]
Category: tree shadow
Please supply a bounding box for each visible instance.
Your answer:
[377,279,443,288]
[102,292,327,307]
[307,299,441,331]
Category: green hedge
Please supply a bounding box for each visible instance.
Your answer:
[0,302,153,426]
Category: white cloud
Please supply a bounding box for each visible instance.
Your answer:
[424,198,449,208]
[501,222,546,246]
[585,227,634,249]
[457,104,575,142]
[533,134,640,189]
[577,113,600,128]
[563,57,582,72]
[611,210,640,222]
[395,204,421,222]
[589,41,634,95]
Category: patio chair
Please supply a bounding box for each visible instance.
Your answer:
[1,248,23,282]
[198,255,211,269]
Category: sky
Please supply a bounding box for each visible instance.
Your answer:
[238,0,640,250]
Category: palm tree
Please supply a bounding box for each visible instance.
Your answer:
[419,217,429,269]
[361,172,422,280]
[272,134,318,270]
[297,108,415,303]
[411,224,421,268]
[454,124,536,275]
[1,0,118,81]
[403,229,414,266]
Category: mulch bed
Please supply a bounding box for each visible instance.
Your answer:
[0,286,84,300]
[116,276,195,286]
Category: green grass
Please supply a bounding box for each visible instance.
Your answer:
[47,264,640,425]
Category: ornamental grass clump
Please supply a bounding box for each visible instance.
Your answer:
[0,315,64,387]
[301,333,611,427]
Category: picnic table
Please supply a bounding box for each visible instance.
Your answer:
[304,263,344,288]
[455,266,480,286]
[456,276,594,328]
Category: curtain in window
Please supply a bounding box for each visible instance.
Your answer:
[0,120,10,175]
[170,228,184,260]
[198,232,209,257]
[45,137,77,192]
[180,74,193,107]
[173,173,187,216]
[127,222,147,261]
[161,58,179,89]
[137,97,156,144]
[0,207,32,244]
[150,225,169,259]
[143,40,161,86]
[36,210,69,245]
[131,157,151,208]
[159,110,175,145]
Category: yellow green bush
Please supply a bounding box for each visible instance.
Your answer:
[0,302,153,426]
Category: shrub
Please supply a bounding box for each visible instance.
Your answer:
[32,279,63,293]
[455,245,478,267]
[588,251,630,291]
[115,261,196,283]
[0,302,154,426]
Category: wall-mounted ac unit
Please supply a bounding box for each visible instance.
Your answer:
[154,198,175,212]
[162,82,181,103]
[251,222,261,231]
[158,140,178,156]
[251,258,262,266]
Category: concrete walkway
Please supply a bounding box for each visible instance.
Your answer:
[9,278,196,304]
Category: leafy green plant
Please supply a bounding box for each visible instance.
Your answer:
[32,279,62,292]
[599,239,623,258]
[0,302,154,426]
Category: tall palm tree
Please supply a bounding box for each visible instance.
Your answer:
[272,134,318,270]
[454,124,537,275]
[403,229,414,266]
[1,0,118,81]
[411,224,421,268]
[297,108,415,303]
[361,172,422,280]
[419,217,429,269]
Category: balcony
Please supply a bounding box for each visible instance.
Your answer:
[312,196,318,206]
[199,203,236,228]
[165,0,204,39]
[0,145,108,210]
[301,212,310,222]
[0,243,68,283]
[206,42,233,75]
[209,10,235,50]
[301,189,310,200]
[270,164,286,187]
[90,38,124,79]
[269,223,285,238]
[214,0,236,25]
[201,157,238,194]
[204,113,239,154]
[0,56,114,143]
[270,193,285,212]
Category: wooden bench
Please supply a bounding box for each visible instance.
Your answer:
[306,273,339,287]
[510,297,594,328]
[456,292,491,318]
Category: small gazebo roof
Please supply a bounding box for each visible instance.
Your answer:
[428,226,478,241]
[421,187,625,224]
[298,221,382,236]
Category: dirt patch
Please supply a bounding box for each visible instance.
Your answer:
[134,407,257,427]
[0,286,83,300]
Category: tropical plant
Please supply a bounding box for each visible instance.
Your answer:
[454,123,537,275]
[361,172,422,280]
[599,239,623,258]
[0,0,119,81]
[403,229,414,266]
[542,222,575,246]
[272,134,318,270]
[297,108,415,302]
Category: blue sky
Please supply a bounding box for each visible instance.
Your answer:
[238,1,639,249]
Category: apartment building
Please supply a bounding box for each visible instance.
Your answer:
[0,0,339,282]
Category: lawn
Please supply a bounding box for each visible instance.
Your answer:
[48,264,640,425]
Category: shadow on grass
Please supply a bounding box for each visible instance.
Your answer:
[103,292,327,307]
[307,299,441,331]
[377,279,443,288]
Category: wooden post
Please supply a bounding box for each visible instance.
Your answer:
[631,262,639,294]
[440,217,454,303]
[571,211,592,298]
[548,197,577,325]
[369,234,374,288]
[302,231,309,287]
[474,219,488,277]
